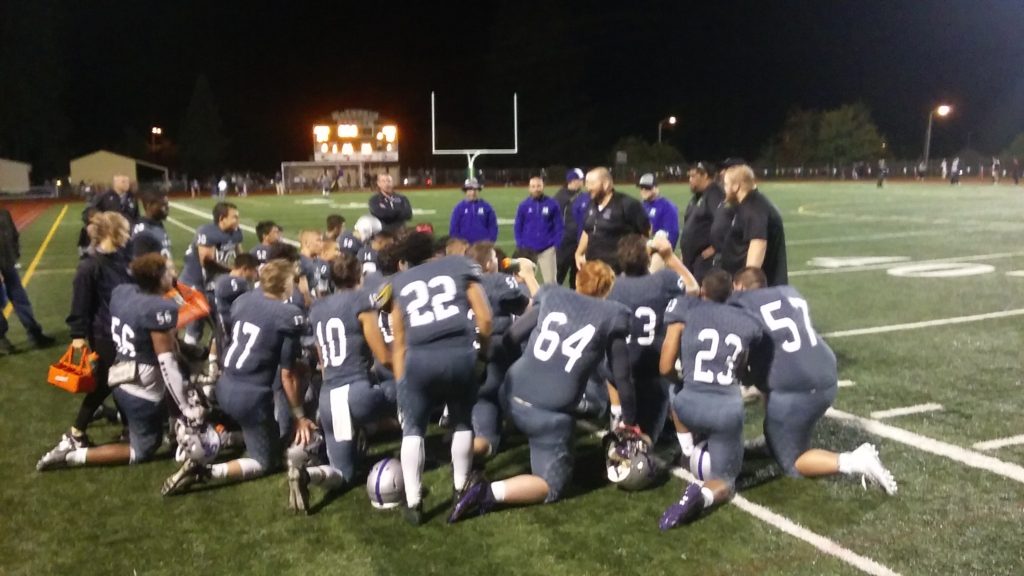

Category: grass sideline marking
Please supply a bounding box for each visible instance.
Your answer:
[822,309,1024,339]
[669,467,900,576]
[578,424,899,576]
[870,403,943,420]
[166,209,300,247]
[838,380,857,388]
[973,435,1024,451]
[790,251,1024,277]
[3,204,68,319]
[827,408,1024,484]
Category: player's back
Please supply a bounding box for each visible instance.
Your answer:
[250,244,270,265]
[392,255,479,349]
[667,297,764,396]
[480,272,529,335]
[309,288,376,384]
[338,232,362,256]
[509,285,630,413]
[357,245,378,275]
[109,284,177,366]
[729,285,836,391]
[222,290,304,388]
[214,275,251,332]
[608,269,684,377]
[131,220,172,259]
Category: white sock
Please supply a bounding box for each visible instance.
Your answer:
[211,463,230,479]
[401,436,425,507]
[838,451,857,475]
[235,458,263,479]
[67,448,88,466]
[610,404,622,418]
[307,465,346,490]
[700,486,715,508]
[451,430,474,491]
[490,480,507,503]
[677,432,694,457]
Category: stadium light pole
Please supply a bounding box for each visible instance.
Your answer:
[658,115,677,144]
[922,105,951,170]
[150,126,163,150]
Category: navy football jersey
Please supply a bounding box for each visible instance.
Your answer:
[509,286,631,413]
[729,286,836,392]
[250,244,272,266]
[109,284,178,365]
[309,288,378,384]
[608,269,685,377]
[222,290,305,388]
[665,297,765,395]
[214,274,251,336]
[480,272,529,335]
[338,232,363,256]
[391,255,481,348]
[130,218,172,259]
[313,257,333,297]
[180,223,243,290]
[357,245,378,275]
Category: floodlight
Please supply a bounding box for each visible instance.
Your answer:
[341,143,354,155]
[314,125,331,143]
[382,125,397,143]
[936,105,952,117]
[360,143,373,155]
[338,124,359,138]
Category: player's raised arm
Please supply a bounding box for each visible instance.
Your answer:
[660,322,683,376]
[466,282,493,354]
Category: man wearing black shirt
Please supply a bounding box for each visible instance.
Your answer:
[575,167,649,273]
[719,165,787,286]
[367,173,412,233]
[680,162,725,284]
[93,174,139,225]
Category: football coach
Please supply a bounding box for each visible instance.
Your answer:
[575,167,649,273]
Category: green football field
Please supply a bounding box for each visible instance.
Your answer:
[2,180,1023,575]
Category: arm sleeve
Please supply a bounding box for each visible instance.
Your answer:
[550,201,564,249]
[501,306,539,352]
[449,204,461,239]
[399,194,413,221]
[65,262,97,339]
[665,204,680,249]
[608,335,636,425]
[487,205,499,242]
[744,204,768,241]
[513,203,524,247]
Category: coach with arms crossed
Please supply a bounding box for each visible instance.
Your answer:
[368,173,412,233]
[513,176,563,283]
[680,162,725,284]
[719,164,787,286]
[575,167,649,272]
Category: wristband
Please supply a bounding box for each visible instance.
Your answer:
[291,405,306,420]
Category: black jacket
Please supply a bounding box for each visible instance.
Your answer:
[94,190,139,224]
[367,191,413,232]
[66,250,131,342]
[0,207,19,269]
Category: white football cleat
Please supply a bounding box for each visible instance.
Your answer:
[851,443,898,495]
[36,432,87,472]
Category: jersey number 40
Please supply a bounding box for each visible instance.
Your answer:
[532,312,596,373]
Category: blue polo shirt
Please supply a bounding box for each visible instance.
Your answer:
[449,199,498,244]
[514,194,563,252]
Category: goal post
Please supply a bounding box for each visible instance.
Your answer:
[431,91,518,179]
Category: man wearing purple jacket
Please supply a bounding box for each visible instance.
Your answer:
[449,178,498,244]
[513,176,563,284]
[638,173,679,272]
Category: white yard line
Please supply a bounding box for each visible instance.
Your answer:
[869,403,943,420]
[669,467,900,576]
[167,207,300,247]
[838,380,857,388]
[973,435,1024,451]
[822,309,1024,338]
[578,423,900,576]
[787,230,942,246]
[826,408,1024,484]
[790,251,1024,277]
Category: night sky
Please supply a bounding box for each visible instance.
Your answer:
[21,1,1024,171]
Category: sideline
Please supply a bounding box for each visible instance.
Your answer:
[3,205,69,319]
